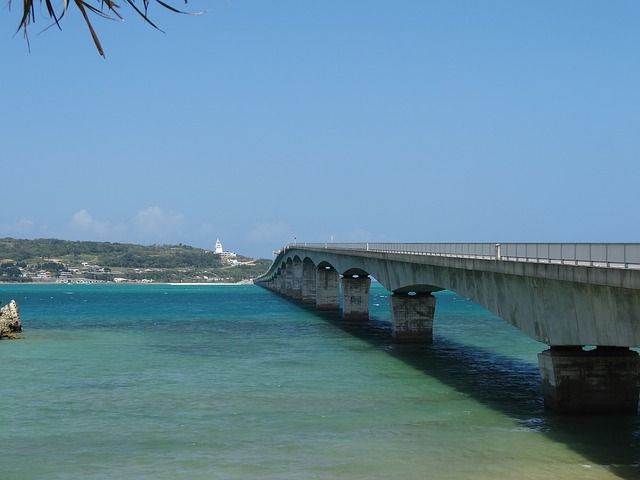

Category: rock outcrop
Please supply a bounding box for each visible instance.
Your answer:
[0,300,21,339]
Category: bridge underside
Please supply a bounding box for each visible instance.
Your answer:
[257,247,640,414]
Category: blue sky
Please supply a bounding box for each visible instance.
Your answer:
[1,1,639,257]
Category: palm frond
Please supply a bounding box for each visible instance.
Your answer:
[10,0,202,57]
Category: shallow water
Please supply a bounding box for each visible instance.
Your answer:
[1,284,639,479]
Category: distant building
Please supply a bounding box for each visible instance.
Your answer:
[214,238,224,255]
[214,238,237,264]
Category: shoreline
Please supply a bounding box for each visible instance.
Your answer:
[0,281,256,286]
[166,282,254,286]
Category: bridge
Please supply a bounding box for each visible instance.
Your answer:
[256,242,640,414]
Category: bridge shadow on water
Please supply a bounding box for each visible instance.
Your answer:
[297,304,640,480]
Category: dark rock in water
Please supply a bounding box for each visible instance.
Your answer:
[0,300,21,339]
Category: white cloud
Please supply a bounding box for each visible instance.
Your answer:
[0,218,36,238]
[71,210,95,229]
[67,207,188,244]
[14,218,34,234]
[134,207,185,240]
[70,209,114,238]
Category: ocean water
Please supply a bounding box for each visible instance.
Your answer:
[1,283,639,480]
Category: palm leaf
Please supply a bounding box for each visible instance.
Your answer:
[10,0,201,57]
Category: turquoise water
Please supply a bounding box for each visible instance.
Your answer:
[1,284,639,479]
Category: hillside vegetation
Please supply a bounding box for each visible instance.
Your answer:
[0,238,271,283]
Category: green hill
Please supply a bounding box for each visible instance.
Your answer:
[0,238,272,283]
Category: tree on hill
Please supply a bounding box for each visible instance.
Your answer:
[12,0,200,57]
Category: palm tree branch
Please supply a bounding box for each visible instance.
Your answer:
[9,0,197,56]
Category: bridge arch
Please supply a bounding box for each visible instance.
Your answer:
[392,284,444,294]
[317,260,336,271]
[342,267,370,278]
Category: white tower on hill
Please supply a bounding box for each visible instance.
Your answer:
[214,239,223,254]
[214,239,237,264]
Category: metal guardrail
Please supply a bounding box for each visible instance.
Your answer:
[281,243,640,270]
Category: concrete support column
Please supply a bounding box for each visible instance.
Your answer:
[341,275,371,320]
[391,292,436,344]
[284,268,294,297]
[291,261,303,301]
[302,261,317,304]
[538,346,640,414]
[275,276,284,294]
[315,267,340,310]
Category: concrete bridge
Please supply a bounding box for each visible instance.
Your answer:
[255,242,640,414]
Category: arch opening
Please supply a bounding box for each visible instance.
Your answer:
[393,284,443,295]
[318,261,336,271]
[342,268,370,278]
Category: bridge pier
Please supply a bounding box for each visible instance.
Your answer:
[291,258,303,301]
[316,266,340,310]
[284,266,294,297]
[391,292,436,344]
[539,346,640,414]
[302,260,317,304]
[342,274,371,320]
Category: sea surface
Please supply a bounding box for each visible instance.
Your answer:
[1,283,639,480]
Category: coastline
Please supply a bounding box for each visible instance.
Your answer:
[166,281,254,286]
[0,280,255,286]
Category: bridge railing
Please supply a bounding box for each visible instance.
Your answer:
[285,242,640,269]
